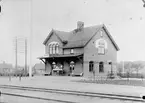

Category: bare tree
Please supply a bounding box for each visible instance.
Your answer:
[131,62,144,77]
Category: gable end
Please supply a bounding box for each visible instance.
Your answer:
[43,29,63,45]
[102,25,120,51]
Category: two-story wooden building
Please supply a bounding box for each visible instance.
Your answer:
[39,21,119,77]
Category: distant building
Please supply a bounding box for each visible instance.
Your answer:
[39,21,119,77]
[0,61,13,75]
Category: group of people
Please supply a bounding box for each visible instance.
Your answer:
[52,63,64,75]
[52,61,75,75]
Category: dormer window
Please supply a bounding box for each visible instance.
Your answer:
[70,49,74,54]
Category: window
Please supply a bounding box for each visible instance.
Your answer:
[89,61,94,72]
[56,44,59,54]
[49,42,59,55]
[98,47,105,54]
[52,44,56,54]
[99,62,104,73]
[70,49,74,54]
[100,30,103,37]
[49,44,52,54]
[98,40,105,55]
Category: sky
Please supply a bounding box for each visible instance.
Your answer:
[0,0,145,66]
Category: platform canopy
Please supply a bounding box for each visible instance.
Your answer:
[38,53,83,59]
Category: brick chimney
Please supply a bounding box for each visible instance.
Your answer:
[77,21,84,30]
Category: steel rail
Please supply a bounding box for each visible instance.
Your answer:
[0,84,144,102]
[1,92,77,103]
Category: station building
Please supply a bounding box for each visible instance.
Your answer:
[39,21,119,77]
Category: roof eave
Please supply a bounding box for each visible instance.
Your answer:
[63,46,84,49]
[83,27,101,47]
[43,29,63,45]
[102,24,120,51]
[43,29,53,45]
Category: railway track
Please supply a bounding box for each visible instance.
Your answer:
[1,92,77,103]
[0,85,144,102]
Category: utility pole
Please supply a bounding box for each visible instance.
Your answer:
[0,2,1,13]
[15,37,18,70]
[122,61,124,73]
[0,0,2,13]
[29,0,33,77]
[25,38,27,76]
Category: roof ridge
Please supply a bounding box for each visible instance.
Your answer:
[69,24,103,32]
[53,29,69,33]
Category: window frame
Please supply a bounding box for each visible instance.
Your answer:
[49,44,53,54]
[70,49,74,54]
[55,44,59,54]
[49,42,59,55]
[52,44,56,54]
[89,61,94,72]
[98,46,105,55]
[99,62,104,73]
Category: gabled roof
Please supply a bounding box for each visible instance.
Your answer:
[54,30,70,41]
[102,24,120,51]
[43,24,119,51]
[63,25,103,48]
[43,29,70,45]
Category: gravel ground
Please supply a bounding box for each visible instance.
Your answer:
[74,79,145,87]
[0,76,144,101]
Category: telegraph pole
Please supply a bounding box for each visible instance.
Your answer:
[122,61,124,73]
[0,1,1,13]
[15,37,18,70]
[25,38,27,76]
[29,0,33,77]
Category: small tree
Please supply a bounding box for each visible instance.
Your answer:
[124,62,133,81]
[131,62,144,77]
[117,62,123,76]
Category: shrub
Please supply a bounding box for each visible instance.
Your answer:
[117,73,145,79]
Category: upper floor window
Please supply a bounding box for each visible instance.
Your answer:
[98,46,105,55]
[49,42,59,55]
[97,39,106,55]
[70,49,74,54]
[95,38,107,55]
[49,44,53,54]
[56,44,59,54]
[52,44,56,54]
